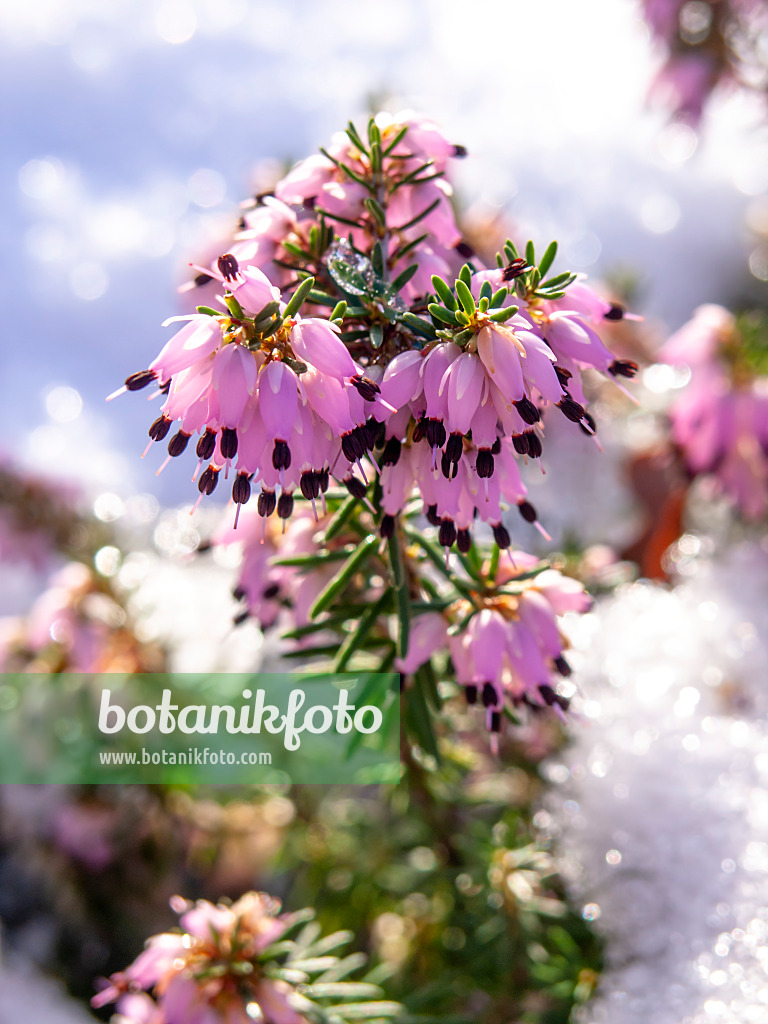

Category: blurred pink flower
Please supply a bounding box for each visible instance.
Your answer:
[94,892,304,1024]
[661,304,768,519]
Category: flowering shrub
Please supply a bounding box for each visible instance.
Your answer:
[111,111,639,746]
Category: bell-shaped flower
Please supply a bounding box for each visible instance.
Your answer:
[517,590,563,659]
[213,345,260,428]
[395,612,448,674]
[252,979,307,1024]
[440,352,487,435]
[151,316,221,381]
[258,361,300,441]
[380,350,424,411]
[274,153,335,204]
[301,366,355,434]
[661,303,735,367]
[532,569,592,614]
[466,609,507,688]
[544,312,615,372]
[477,324,525,403]
[289,318,357,380]
[230,265,281,315]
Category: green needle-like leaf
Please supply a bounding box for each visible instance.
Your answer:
[402,312,438,338]
[369,323,384,348]
[454,278,475,316]
[330,300,348,322]
[488,305,519,323]
[428,303,459,326]
[319,147,373,191]
[390,264,418,292]
[330,1001,401,1018]
[395,197,441,232]
[308,535,378,620]
[283,276,316,319]
[345,121,368,154]
[365,198,386,229]
[334,594,390,672]
[538,239,558,278]
[387,530,410,659]
[324,494,362,543]
[382,123,408,156]
[251,300,282,327]
[273,548,353,568]
[488,542,500,584]
[224,293,245,319]
[430,275,457,310]
[403,528,475,598]
[406,669,441,762]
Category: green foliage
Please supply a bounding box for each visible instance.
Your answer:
[261,915,402,1022]
[276,757,602,1024]
[733,309,768,378]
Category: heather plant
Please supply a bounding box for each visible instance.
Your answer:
[112,112,639,749]
[82,112,650,1024]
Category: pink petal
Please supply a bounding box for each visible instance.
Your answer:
[258,361,298,438]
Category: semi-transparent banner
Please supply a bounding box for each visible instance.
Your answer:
[0,672,400,784]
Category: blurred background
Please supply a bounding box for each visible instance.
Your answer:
[2,0,766,518]
[1,1,768,1022]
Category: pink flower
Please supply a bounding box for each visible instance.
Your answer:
[251,980,306,1024]
[650,52,717,124]
[289,317,357,380]
[530,569,594,614]
[150,317,222,383]
[230,265,281,313]
[275,153,336,205]
[375,109,464,172]
[114,114,638,555]
[661,304,734,367]
[395,561,589,736]
[114,992,164,1023]
[662,304,768,519]
[395,613,449,674]
[93,892,298,1021]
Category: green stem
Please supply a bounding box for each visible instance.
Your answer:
[387,526,410,659]
[308,535,378,620]
[488,543,501,584]
[334,591,392,672]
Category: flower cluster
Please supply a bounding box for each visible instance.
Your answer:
[114,113,637,554]
[661,304,768,520]
[376,264,638,547]
[396,554,591,738]
[642,0,768,123]
[93,891,398,1024]
[252,110,466,302]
